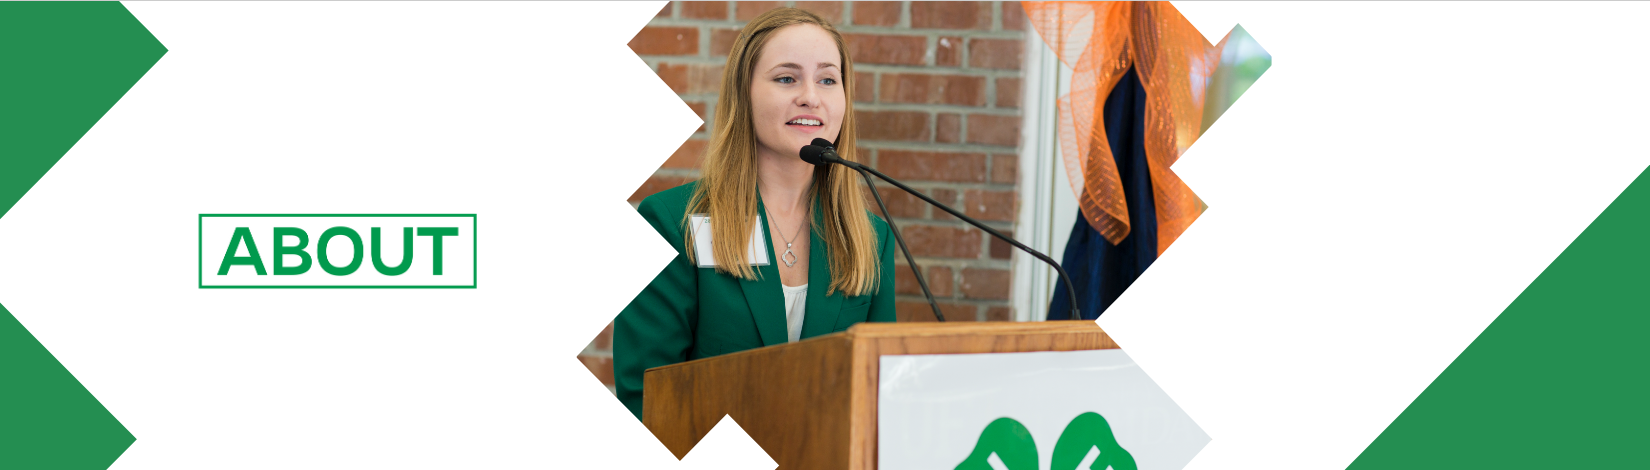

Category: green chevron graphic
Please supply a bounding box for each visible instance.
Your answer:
[957,413,1138,470]
[1348,166,1650,468]
[0,2,167,469]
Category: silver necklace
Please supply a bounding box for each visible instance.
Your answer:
[773,210,808,267]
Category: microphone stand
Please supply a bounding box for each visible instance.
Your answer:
[804,141,1082,321]
[857,167,946,322]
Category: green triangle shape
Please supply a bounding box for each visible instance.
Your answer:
[0,1,167,219]
[0,2,166,469]
[0,304,136,469]
[1347,165,1650,468]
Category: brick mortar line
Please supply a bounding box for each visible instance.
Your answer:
[854,103,1022,115]
[924,34,938,68]
[887,218,1020,231]
[892,295,1013,304]
[698,24,713,60]
[863,145,1019,156]
[833,27,1025,40]
[897,258,1016,269]
[868,183,1019,194]
[865,177,1012,187]
[991,1,1004,32]
[885,217,1015,230]
[644,19,746,28]
[856,64,1025,77]
[865,174,1017,185]
[882,139,1018,151]
[900,254,1016,264]
[643,57,728,67]
[870,69,883,102]
[858,141,1018,152]
[982,76,995,110]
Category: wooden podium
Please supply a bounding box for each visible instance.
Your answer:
[643,321,1117,469]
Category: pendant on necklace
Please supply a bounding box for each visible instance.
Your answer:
[782,242,798,267]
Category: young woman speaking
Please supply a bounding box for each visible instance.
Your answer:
[614,7,895,421]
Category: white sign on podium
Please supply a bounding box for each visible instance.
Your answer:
[878,349,1209,470]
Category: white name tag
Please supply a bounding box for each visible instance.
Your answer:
[690,214,771,268]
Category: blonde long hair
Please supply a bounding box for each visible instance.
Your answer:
[688,7,879,296]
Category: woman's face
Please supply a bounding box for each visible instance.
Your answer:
[749,24,846,163]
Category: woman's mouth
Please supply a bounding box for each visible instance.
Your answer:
[787,118,823,128]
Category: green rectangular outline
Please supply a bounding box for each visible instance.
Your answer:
[198,214,477,289]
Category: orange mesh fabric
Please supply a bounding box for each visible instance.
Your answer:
[1024,2,1221,254]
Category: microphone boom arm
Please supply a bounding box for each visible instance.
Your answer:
[803,141,1083,321]
[854,163,1083,321]
[856,167,946,322]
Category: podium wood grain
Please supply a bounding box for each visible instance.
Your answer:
[642,321,1117,469]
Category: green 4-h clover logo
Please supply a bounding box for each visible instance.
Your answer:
[955,412,1137,470]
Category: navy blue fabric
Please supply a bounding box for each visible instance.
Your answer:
[1048,66,1157,320]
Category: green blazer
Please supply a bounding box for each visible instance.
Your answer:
[614,181,896,420]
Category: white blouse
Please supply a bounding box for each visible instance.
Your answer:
[782,283,808,343]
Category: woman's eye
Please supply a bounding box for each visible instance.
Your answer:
[775,76,795,84]
[820,77,838,86]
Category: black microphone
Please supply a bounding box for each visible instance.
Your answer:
[803,138,1083,321]
[800,143,861,169]
[804,141,944,322]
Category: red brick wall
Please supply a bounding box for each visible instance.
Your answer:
[584,1,1029,391]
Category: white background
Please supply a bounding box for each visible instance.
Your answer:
[880,350,1207,470]
[0,2,1646,469]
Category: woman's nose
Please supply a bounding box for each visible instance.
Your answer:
[796,83,821,108]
